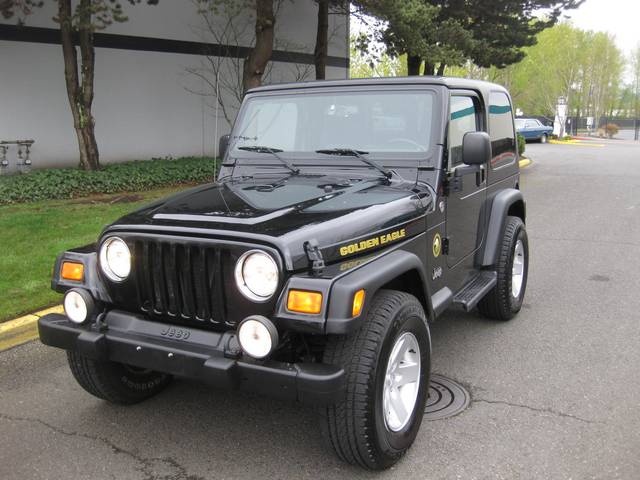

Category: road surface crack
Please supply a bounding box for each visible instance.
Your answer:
[0,412,204,480]
[472,398,600,424]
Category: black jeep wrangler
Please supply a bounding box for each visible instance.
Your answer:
[39,77,528,470]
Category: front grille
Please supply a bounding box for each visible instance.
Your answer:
[133,240,228,327]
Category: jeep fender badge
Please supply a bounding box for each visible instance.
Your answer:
[433,233,442,258]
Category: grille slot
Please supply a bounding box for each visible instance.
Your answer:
[134,240,226,326]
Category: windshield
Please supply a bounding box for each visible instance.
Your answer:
[230,90,435,159]
[515,119,526,129]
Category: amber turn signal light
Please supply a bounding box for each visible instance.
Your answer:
[352,289,365,317]
[61,261,84,281]
[287,290,323,314]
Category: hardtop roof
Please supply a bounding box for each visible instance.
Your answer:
[247,76,509,96]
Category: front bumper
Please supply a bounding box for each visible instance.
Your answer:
[38,311,344,405]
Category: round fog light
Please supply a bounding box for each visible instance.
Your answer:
[237,316,279,359]
[63,289,95,324]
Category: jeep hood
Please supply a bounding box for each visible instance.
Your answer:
[108,174,432,269]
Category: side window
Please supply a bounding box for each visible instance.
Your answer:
[525,120,537,128]
[448,96,478,166]
[488,92,516,169]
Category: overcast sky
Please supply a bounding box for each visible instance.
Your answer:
[562,0,640,56]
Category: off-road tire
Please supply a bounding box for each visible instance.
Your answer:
[320,290,431,470]
[478,216,529,321]
[67,351,172,405]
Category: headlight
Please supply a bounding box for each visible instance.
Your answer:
[234,250,279,301]
[99,237,131,282]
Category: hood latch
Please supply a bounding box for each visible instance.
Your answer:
[304,240,325,276]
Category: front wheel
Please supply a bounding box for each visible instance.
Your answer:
[478,216,529,320]
[540,133,548,143]
[67,352,172,405]
[320,290,431,470]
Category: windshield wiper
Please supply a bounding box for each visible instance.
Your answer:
[315,148,392,179]
[237,146,299,175]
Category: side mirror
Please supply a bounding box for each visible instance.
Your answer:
[219,134,230,160]
[462,131,491,165]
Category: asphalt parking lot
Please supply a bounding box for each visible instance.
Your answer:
[1,136,639,479]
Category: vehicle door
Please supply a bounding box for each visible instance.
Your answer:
[524,120,540,139]
[445,92,486,270]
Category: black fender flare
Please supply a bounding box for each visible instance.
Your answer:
[324,249,431,334]
[479,188,526,267]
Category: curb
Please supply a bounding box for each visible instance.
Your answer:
[519,158,532,168]
[0,305,63,352]
[549,139,605,147]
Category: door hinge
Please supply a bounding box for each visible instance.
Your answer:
[304,240,325,276]
[443,176,462,195]
[442,237,450,255]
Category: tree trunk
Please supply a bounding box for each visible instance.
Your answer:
[59,0,100,170]
[436,63,446,76]
[407,55,422,76]
[423,62,435,76]
[243,0,275,92]
[314,0,328,80]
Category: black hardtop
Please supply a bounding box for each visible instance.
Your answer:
[247,76,509,98]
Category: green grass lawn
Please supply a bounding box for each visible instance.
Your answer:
[0,185,192,323]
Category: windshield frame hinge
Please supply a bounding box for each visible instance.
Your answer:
[304,240,325,276]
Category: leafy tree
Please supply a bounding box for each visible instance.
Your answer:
[354,0,584,75]
[505,23,588,116]
[1,0,159,171]
[450,23,624,132]
[574,31,624,124]
[349,35,406,78]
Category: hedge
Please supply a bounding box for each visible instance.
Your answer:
[0,157,217,205]
[517,133,526,156]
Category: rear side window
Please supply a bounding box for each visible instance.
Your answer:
[488,92,516,169]
[448,96,479,165]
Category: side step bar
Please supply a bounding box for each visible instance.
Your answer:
[453,271,497,312]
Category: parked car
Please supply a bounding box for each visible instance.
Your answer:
[515,118,553,143]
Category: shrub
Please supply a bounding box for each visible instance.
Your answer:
[0,157,217,205]
[517,133,526,156]
[605,123,619,138]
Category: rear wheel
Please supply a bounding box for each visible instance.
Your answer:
[67,352,172,405]
[320,290,431,470]
[478,216,529,321]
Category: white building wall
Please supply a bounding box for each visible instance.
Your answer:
[0,1,348,169]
